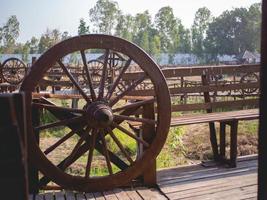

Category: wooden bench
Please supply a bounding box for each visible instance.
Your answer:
[124,64,260,167]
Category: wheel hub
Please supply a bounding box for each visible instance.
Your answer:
[86,101,113,128]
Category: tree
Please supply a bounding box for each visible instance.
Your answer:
[155,6,179,53]
[132,10,152,52]
[78,18,89,35]
[247,3,261,52]
[27,37,39,54]
[191,7,212,59]
[61,31,71,40]
[204,6,261,62]
[89,0,120,34]
[149,35,161,61]
[38,29,62,53]
[0,15,20,53]
[178,26,191,53]
[115,14,134,41]
[14,43,30,62]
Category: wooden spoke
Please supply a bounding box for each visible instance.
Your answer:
[39,141,91,187]
[35,116,84,131]
[109,74,146,106]
[106,127,134,164]
[44,129,76,155]
[63,127,90,169]
[39,134,129,187]
[112,98,154,113]
[112,122,149,147]
[39,97,130,172]
[85,129,97,177]
[106,58,132,99]
[32,102,85,114]
[98,49,110,99]
[80,50,97,101]
[99,131,113,175]
[113,114,156,126]
[58,60,91,102]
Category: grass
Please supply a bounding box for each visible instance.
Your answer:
[157,127,187,168]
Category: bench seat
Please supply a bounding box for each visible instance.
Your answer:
[171,109,259,126]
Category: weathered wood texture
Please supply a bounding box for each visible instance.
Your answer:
[0,93,28,200]
[258,0,267,199]
[258,0,267,200]
[158,155,258,200]
[30,155,257,200]
[29,187,167,200]
[123,64,260,80]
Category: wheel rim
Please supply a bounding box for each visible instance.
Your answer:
[20,34,171,191]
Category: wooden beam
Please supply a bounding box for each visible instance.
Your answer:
[258,0,267,199]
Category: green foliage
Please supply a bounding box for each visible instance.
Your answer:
[115,14,134,41]
[106,128,136,155]
[78,18,89,35]
[155,7,181,54]
[191,7,212,59]
[238,120,258,136]
[38,28,62,53]
[0,15,20,53]
[27,37,39,54]
[40,109,67,137]
[168,127,186,153]
[157,127,187,168]
[89,0,120,34]
[204,3,261,61]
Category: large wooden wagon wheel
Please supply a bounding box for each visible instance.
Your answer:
[20,34,171,192]
[1,57,27,84]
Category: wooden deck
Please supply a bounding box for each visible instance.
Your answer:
[29,186,168,200]
[30,155,257,200]
[157,155,258,200]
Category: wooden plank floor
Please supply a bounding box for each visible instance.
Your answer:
[30,155,257,200]
[29,186,168,200]
[157,155,258,200]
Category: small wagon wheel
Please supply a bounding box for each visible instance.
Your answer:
[240,72,259,95]
[82,59,104,88]
[1,57,27,84]
[20,34,171,192]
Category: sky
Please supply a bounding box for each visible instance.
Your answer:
[0,0,261,43]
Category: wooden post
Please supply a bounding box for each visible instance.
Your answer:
[258,0,267,198]
[219,122,226,160]
[229,120,238,167]
[71,74,79,109]
[31,57,41,93]
[141,102,156,186]
[0,93,28,200]
[28,99,40,194]
[201,73,219,161]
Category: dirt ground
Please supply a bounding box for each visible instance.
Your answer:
[182,123,258,161]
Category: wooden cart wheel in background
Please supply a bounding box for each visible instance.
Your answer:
[1,57,27,84]
[82,59,104,88]
[240,72,259,95]
[20,34,171,192]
